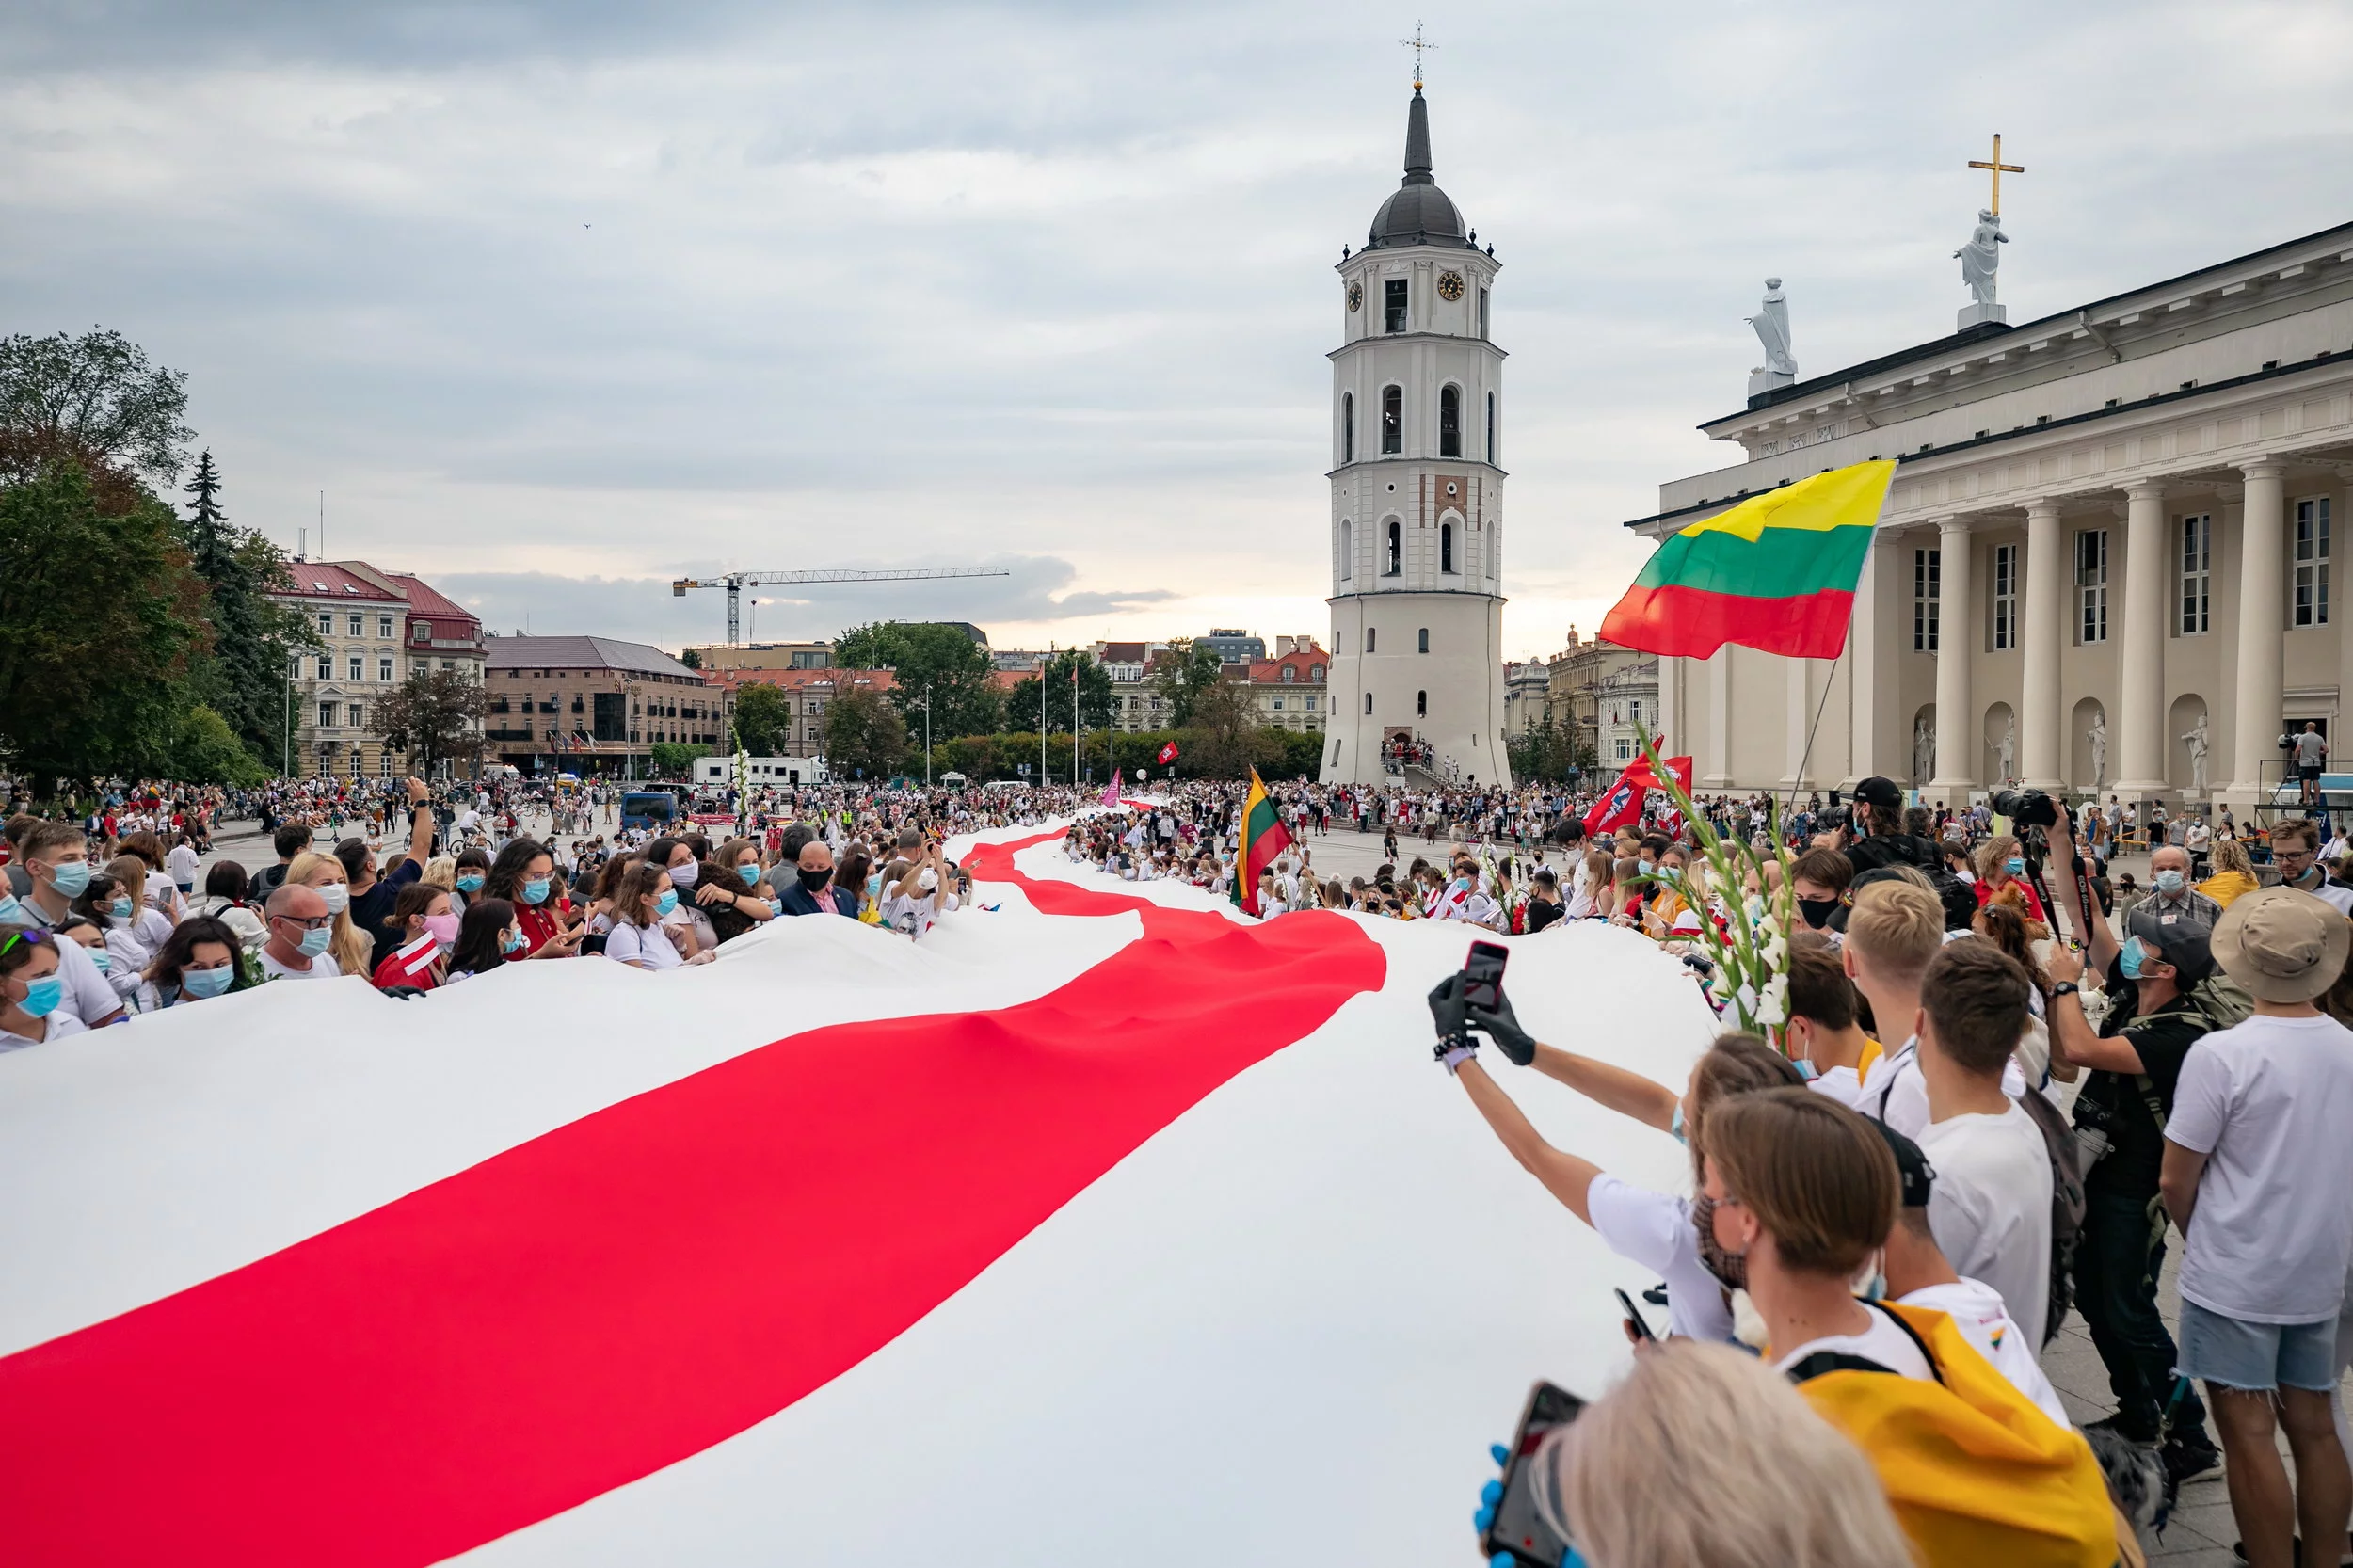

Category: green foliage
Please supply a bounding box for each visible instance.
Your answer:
[0,457,208,783]
[648,741,711,776]
[930,722,1326,784]
[174,453,317,763]
[728,680,792,755]
[1507,719,1591,785]
[170,703,269,787]
[0,328,194,483]
[678,648,703,670]
[1004,649,1114,735]
[1150,638,1227,726]
[833,621,1001,738]
[824,688,907,780]
[372,667,489,776]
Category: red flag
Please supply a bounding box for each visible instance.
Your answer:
[1582,760,1657,837]
[1156,742,1179,766]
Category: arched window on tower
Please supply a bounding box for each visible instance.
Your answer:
[1366,627,1376,653]
[1342,392,1353,463]
[1385,520,1401,576]
[1364,692,1373,714]
[1486,392,1497,465]
[1439,386,1461,458]
[1381,386,1401,455]
[1339,519,1353,580]
[1440,523,1455,574]
[1417,627,1430,653]
[1417,690,1428,717]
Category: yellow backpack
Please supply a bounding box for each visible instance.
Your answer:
[1788,1301,2121,1568]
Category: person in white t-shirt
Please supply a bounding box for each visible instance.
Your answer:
[1436,975,1805,1344]
[604,863,699,970]
[1785,933,1883,1107]
[258,884,344,981]
[2160,887,2353,1568]
[1913,940,2053,1348]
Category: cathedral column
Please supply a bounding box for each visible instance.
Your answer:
[1845,534,1879,786]
[1930,517,1976,794]
[1784,657,1811,789]
[1657,655,1680,758]
[2115,481,2169,797]
[2020,501,2064,789]
[1703,647,1732,789]
[2229,461,2288,798]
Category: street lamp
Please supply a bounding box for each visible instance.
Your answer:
[922,683,933,787]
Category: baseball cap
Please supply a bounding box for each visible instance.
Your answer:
[2122,906,2216,984]
[1854,776,1904,810]
[2210,886,2350,1003]
[1869,1119,1935,1210]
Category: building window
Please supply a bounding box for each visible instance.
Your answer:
[378,615,393,638]
[1340,519,1353,581]
[1440,523,1455,574]
[1417,689,1428,717]
[317,611,332,635]
[1364,692,1373,714]
[347,614,362,637]
[1439,385,1461,457]
[347,655,363,680]
[1384,277,1408,333]
[1486,392,1496,465]
[1381,386,1401,455]
[348,704,363,728]
[1478,287,1489,339]
[1912,548,1941,652]
[1417,627,1430,653]
[1305,696,1317,711]
[318,702,335,728]
[316,654,333,679]
[414,621,431,642]
[1309,664,1323,681]
[2295,497,2331,627]
[414,659,430,677]
[378,657,393,681]
[2179,514,2211,634]
[1385,520,1401,575]
[1272,696,1284,712]
[1366,627,1376,653]
[1280,665,1295,683]
[1341,392,1353,463]
[1616,738,1632,761]
[1990,543,2018,650]
[2075,529,2108,645]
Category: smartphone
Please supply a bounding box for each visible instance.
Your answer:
[1482,1379,1586,1568]
[1462,939,1510,1012]
[1614,1287,1657,1342]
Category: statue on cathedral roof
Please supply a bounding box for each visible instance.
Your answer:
[1747,279,1796,377]
[1955,209,2006,307]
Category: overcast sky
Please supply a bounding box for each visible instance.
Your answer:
[8,1,2350,658]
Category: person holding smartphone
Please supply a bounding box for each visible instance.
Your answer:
[1432,971,1804,1343]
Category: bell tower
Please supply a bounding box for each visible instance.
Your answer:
[1321,85,1511,787]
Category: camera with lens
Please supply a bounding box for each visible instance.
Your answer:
[1991,788,2058,829]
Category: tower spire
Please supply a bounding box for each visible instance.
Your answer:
[1401,87,1433,186]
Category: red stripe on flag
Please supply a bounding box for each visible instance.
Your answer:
[0,834,1385,1567]
[1598,583,1854,660]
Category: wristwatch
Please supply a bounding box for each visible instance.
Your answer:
[2051,982,2080,999]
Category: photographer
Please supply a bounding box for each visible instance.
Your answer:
[1431,973,1801,1344]
[1845,776,1977,930]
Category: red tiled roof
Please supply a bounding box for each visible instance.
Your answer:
[385,573,476,624]
[274,561,403,601]
[1248,645,1328,684]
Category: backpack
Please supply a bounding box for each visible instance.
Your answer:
[1788,1301,2121,1568]
[1848,834,1979,930]
[2013,1083,2088,1348]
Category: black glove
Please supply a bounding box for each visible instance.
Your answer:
[1467,984,1536,1067]
[1427,971,1467,1048]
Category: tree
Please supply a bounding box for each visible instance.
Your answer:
[1507,719,1590,785]
[833,621,1002,738]
[173,452,315,765]
[1151,638,1226,726]
[371,667,488,777]
[678,648,702,670]
[1180,675,1257,780]
[1004,649,1114,735]
[729,680,792,755]
[0,457,209,784]
[648,741,710,776]
[0,328,194,484]
[824,688,906,780]
[169,703,269,787]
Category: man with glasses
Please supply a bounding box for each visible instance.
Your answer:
[2265,816,2353,917]
[260,884,342,981]
[10,821,126,1026]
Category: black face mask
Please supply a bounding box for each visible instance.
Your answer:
[797,866,834,893]
[1797,896,1841,929]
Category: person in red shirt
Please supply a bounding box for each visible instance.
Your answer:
[481,837,584,960]
[371,883,456,992]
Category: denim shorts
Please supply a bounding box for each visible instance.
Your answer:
[2177,1300,2339,1393]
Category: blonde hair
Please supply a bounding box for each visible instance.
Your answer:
[421,856,458,892]
[1975,833,2020,882]
[1843,881,1945,986]
[2209,836,2253,880]
[287,851,372,975]
[1541,1339,1913,1568]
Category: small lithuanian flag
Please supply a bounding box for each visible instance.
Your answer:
[1232,767,1293,918]
[1600,459,1895,660]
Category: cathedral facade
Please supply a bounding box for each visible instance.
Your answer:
[1320,88,1512,788]
[1636,220,2353,813]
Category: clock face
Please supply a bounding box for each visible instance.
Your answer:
[1436,270,1465,302]
[1347,281,1363,312]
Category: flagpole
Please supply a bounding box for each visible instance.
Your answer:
[1779,639,1847,824]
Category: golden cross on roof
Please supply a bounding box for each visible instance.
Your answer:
[1400,21,1437,89]
[1967,132,2025,216]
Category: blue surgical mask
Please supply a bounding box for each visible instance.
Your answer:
[0,894,20,923]
[2119,936,2150,980]
[88,949,111,974]
[456,873,487,894]
[520,878,552,905]
[502,927,527,953]
[1638,857,1656,875]
[297,926,332,958]
[108,896,136,920]
[1670,1103,1687,1144]
[183,966,234,998]
[2153,869,2185,895]
[865,873,884,897]
[2005,857,2025,876]
[47,860,91,899]
[737,864,760,887]
[654,889,680,917]
[17,974,64,1018]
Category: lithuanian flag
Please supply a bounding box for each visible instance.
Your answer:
[1599,459,1895,660]
[1232,767,1293,918]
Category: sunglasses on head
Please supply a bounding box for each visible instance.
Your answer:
[0,927,55,959]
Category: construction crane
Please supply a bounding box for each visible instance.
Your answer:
[670,567,1011,646]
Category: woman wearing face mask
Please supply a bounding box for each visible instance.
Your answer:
[53,914,139,1009]
[482,838,584,960]
[105,854,178,954]
[140,916,251,1008]
[444,897,522,983]
[1969,833,2048,928]
[284,851,374,978]
[1431,982,1806,1345]
[606,864,712,969]
[371,883,456,992]
[644,838,716,959]
[450,848,492,911]
[0,926,81,1052]
[694,837,774,945]
[71,871,155,1001]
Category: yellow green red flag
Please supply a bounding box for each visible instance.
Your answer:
[1600,458,1896,660]
[1233,767,1293,918]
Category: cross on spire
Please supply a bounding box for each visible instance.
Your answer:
[1967,132,2025,216]
[1400,21,1436,90]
